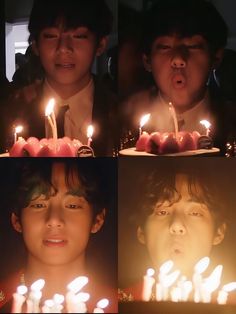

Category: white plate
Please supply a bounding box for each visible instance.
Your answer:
[119,147,220,156]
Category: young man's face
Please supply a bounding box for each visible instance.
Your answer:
[33,25,107,95]
[137,174,225,277]
[144,34,221,113]
[12,163,104,267]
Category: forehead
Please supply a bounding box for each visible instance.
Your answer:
[174,173,203,198]
[51,163,80,190]
[154,34,207,43]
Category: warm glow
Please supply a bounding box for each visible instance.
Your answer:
[96,298,109,309]
[147,268,155,277]
[45,98,55,117]
[194,257,210,274]
[53,294,64,304]
[45,299,54,307]
[87,125,94,138]
[200,120,211,129]
[160,260,174,274]
[77,292,90,303]
[15,125,23,134]
[140,114,150,128]
[31,279,45,291]
[223,282,236,292]
[16,285,28,295]
[67,276,89,293]
[163,270,180,288]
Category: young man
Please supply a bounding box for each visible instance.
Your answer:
[120,0,236,155]
[0,159,117,312]
[1,0,119,156]
[118,158,235,302]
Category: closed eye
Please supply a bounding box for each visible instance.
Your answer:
[43,33,58,39]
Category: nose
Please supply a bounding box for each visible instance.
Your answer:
[169,215,186,235]
[46,206,64,228]
[57,35,73,53]
[171,48,187,68]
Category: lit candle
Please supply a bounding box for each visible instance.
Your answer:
[52,294,64,313]
[14,125,23,144]
[139,114,150,138]
[27,279,45,313]
[45,99,57,142]
[41,299,54,313]
[192,257,210,303]
[93,298,109,313]
[201,264,223,303]
[87,125,94,147]
[142,268,155,301]
[66,276,89,313]
[217,282,236,304]
[12,285,28,313]
[200,120,211,136]
[162,269,180,301]
[168,102,178,138]
[156,260,174,301]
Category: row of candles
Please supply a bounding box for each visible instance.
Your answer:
[13,98,94,146]
[12,276,109,313]
[139,102,211,138]
[142,257,236,304]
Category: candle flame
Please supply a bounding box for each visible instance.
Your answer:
[140,114,150,128]
[31,279,45,291]
[16,285,28,295]
[160,260,174,274]
[194,256,210,274]
[163,270,180,288]
[76,292,90,303]
[203,265,223,293]
[200,120,211,129]
[146,268,155,277]
[45,299,54,307]
[87,125,94,138]
[96,298,109,309]
[53,294,64,304]
[223,282,236,292]
[45,98,55,116]
[15,125,23,134]
[67,276,88,293]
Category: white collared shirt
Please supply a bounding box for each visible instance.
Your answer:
[42,79,94,144]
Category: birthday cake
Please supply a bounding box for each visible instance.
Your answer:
[8,137,95,157]
[119,131,220,156]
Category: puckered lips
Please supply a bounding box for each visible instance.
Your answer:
[43,236,68,247]
[169,241,185,257]
[171,72,186,89]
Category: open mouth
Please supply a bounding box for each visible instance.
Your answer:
[55,64,75,69]
[43,239,67,247]
[172,74,186,89]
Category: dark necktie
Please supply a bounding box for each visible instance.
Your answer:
[57,105,69,138]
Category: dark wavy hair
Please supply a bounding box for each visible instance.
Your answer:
[10,159,107,219]
[28,0,113,43]
[142,0,228,55]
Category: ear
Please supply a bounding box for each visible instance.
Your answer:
[143,54,152,72]
[96,37,108,56]
[11,213,22,233]
[31,40,39,57]
[212,48,224,69]
[137,226,146,245]
[91,208,106,234]
[213,223,226,245]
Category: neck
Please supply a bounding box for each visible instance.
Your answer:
[47,74,92,100]
[23,256,87,300]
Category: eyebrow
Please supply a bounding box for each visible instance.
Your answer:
[65,189,86,197]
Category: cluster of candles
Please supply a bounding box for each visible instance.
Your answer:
[12,276,109,313]
[142,257,236,304]
[14,98,94,146]
[136,103,212,154]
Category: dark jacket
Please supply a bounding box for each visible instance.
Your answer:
[0,77,119,157]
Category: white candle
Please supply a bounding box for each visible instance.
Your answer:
[217,282,236,304]
[45,99,57,142]
[139,114,151,138]
[142,268,155,301]
[193,257,210,303]
[14,125,23,144]
[52,294,64,313]
[28,279,45,313]
[168,102,178,138]
[12,285,28,313]
[200,120,211,136]
[201,264,223,303]
[93,299,109,313]
[66,276,89,313]
[157,260,175,301]
[87,125,94,147]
